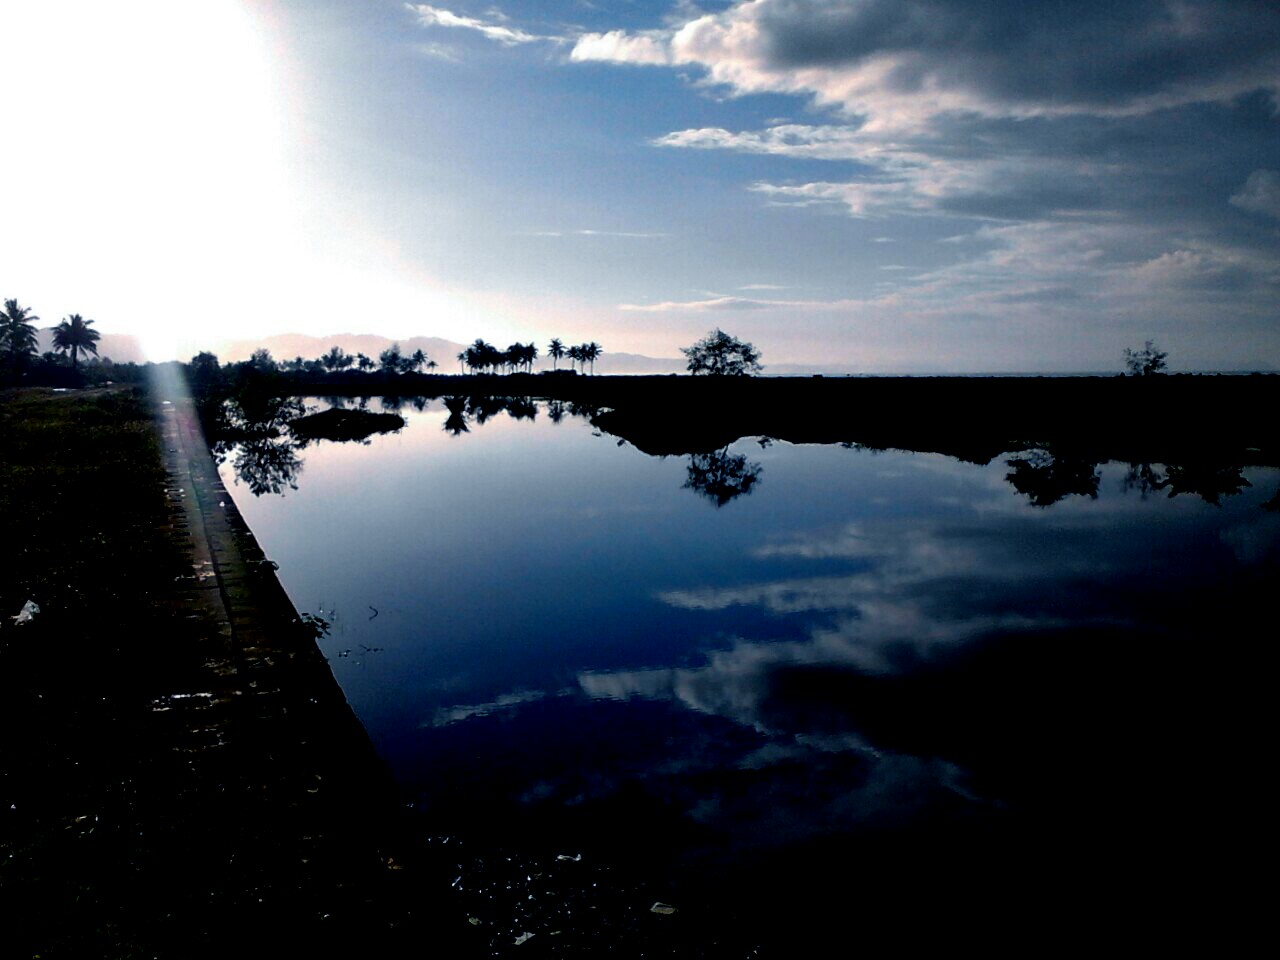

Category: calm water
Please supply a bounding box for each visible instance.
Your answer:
[219,397,1278,947]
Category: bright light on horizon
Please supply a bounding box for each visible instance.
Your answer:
[0,0,489,362]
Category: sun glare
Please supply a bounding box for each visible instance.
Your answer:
[1,1,298,359]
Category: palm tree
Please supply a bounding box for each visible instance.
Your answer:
[426,359,438,373]
[1,299,40,374]
[548,338,564,371]
[51,314,101,370]
[568,344,582,373]
[584,341,602,375]
[457,351,467,374]
[410,349,427,373]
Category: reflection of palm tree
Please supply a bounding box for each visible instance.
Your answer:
[506,396,537,421]
[52,314,101,370]
[683,447,763,507]
[442,395,470,435]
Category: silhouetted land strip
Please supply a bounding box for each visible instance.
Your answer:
[264,371,1279,465]
[289,406,405,442]
[0,388,466,957]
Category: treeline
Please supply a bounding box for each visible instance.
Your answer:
[201,337,606,380]
[0,299,144,387]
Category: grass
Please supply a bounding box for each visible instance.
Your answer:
[0,387,213,956]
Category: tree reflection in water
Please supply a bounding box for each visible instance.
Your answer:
[213,393,307,497]
[219,434,304,497]
[683,447,763,507]
[1004,449,1100,507]
[442,396,470,436]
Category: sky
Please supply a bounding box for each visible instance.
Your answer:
[1,0,1277,370]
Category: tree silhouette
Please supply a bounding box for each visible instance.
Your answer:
[548,338,565,371]
[466,339,500,374]
[321,346,352,372]
[682,329,762,376]
[1,299,40,374]
[1123,340,1168,376]
[567,344,582,373]
[52,314,101,370]
[379,343,407,374]
[583,341,602,374]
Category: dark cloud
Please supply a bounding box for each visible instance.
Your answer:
[755,0,1280,111]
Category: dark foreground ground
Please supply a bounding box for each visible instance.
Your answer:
[0,388,463,957]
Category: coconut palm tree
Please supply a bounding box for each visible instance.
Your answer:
[457,351,467,374]
[51,314,101,370]
[1,299,40,374]
[567,344,583,373]
[548,338,564,371]
[584,341,602,375]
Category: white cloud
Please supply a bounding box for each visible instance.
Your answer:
[1230,170,1280,219]
[570,1,1280,131]
[620,295,793,312]
[570,29,673,65]
[748,179,929,217]
[653,124,867,160]
[407,4,558,46]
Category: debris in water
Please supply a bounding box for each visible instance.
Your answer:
[514,932,534,945]
[650,902,677,916]
[556,853,582,862]
[10,599,40,626]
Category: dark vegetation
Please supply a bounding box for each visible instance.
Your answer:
[288,407,405,442]
[1,298,145,388]
[0,388,471,957]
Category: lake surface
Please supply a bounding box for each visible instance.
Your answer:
[218,396,1278,949]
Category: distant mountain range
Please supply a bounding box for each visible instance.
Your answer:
[215,332,693,375]
[212,332,878,376]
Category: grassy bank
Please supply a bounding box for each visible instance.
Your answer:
[0,388,459,958]
[1,387,204,955]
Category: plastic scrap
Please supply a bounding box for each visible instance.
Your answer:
[650,903,677,916]
[514,932,534,946]
[11,600,40,626]
[556,853,582,862]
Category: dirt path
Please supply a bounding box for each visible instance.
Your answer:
[145,397,454,953]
